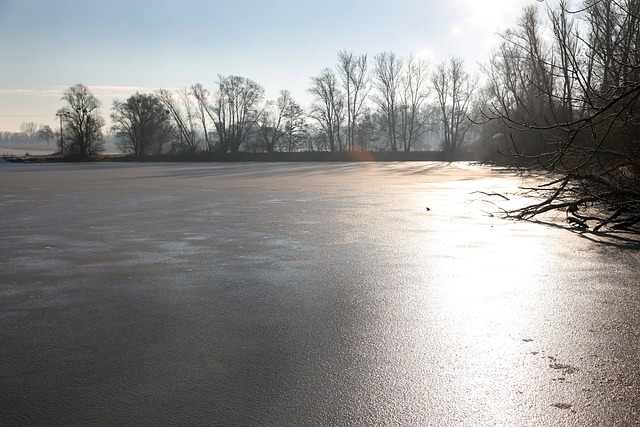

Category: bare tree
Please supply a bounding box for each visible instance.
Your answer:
[191,83,216,152]
[282,97,306,152]
[256,90,305,153]
[111,92,174,157]
[213,75,264,153]
[432,57,477,159]
[308,68,344,152]
[259,90,288,152]
[56,84,105,157]
[483,0,640,231]
[549,0,579,124]
[398,55,430,152]
[35,125,54,144]
[19,122,38,140]
[372,52,402,151]
[483,41,525,124]
[156,88,201,154]
[337,50,370,151]
[519,6,555,122]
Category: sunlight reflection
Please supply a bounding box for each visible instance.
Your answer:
[392,169,563,422]
[418,220,556,420]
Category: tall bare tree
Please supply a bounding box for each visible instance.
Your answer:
[372,52,402,151]
[549,0,579,124]
[482,6,555,157]
[19,122,38,140]
[256,90,305,153]
[398,55,430,152]
[432,57,476,159]
[156,88,202,154]
[213,75,264,153]
[56,84,105,157]
[257,90,287,153]
[337,50,370,151]
[308,68,344,152]
[190,83,216,152]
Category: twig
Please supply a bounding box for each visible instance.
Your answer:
[471,191,510,201]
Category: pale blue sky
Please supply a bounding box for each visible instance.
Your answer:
[0,0,548,132]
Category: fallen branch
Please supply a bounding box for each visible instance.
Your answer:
[610,215,640,230]
[592,208,625,233]
[471,191,510,201]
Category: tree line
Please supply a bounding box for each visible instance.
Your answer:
[0,123,55,147]
[52,56,478,159]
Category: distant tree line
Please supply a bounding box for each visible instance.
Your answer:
[51,51,478,159]
[0,123,55,147]
[49,54,480,159]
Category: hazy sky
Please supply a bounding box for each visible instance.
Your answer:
[0,0,549,132]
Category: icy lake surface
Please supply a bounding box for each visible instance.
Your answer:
[1,161,639,426]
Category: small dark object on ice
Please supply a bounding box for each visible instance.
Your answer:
[425,207,430,211]
[567,216,588,228]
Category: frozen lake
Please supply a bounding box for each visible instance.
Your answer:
[1,161,639,426]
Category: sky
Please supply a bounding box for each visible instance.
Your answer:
[0,0,552,132]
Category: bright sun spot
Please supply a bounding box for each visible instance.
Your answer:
[454,0,523,32]
[455,0,561,33]
[447,0,550,62]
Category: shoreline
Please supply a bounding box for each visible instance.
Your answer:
[1,149,478,163]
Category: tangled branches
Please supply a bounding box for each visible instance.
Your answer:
[481,0,640,233]
[508,175,640,232]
